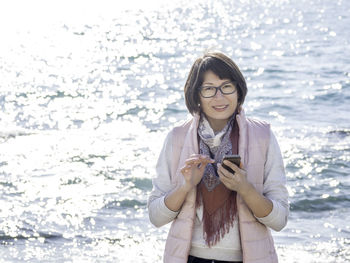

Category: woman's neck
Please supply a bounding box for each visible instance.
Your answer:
[206,117,229,133]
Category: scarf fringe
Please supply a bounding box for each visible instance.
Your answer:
[196,189,237,247]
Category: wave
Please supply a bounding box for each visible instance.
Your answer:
[0,130,32,140]
[120,177,153,191]
[0,231,65,243]
[103,199,146,209]
[328,129,350,137]
[291,195,350,212]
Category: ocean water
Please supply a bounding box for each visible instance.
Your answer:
[0,0,349,262]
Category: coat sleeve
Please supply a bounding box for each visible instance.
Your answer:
[255,129,289,231]
[147,131,179,227]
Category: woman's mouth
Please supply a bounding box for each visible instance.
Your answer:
[212,105,229,112]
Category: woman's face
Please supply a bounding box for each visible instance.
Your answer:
[199,70,238,132]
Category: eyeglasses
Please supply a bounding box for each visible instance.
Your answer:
[199,81,237,98]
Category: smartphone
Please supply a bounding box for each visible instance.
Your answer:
[222,155,241,174]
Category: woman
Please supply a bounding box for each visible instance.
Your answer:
[148,51,289,263]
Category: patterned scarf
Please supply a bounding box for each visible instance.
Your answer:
[196,113,238,247]
[198,115,234,191]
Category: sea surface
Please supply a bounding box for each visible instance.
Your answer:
[0,0,349,262]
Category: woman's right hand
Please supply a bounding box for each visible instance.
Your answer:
[180,154,214,191]
[164,154,214,212]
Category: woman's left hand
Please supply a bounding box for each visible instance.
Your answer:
[217,160,252,194]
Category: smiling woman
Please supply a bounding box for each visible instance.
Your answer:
[148,51,289,263]
[199,74,238,132]
[198,73,239,132]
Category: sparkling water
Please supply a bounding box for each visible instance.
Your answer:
[0,0,349,262]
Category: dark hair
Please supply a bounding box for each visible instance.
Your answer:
[184,51,247,115]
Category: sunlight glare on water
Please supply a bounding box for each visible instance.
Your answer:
[0,0,350,262]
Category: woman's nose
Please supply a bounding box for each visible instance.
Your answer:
[214,88,225,98]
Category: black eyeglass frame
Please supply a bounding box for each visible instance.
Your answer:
[198,81,237,98]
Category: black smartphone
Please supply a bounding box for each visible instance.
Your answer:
[222,155,241,174]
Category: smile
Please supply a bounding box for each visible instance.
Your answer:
[212,105,229,111]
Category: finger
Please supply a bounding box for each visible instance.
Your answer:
[217,167,225,178]
[185,159,201,166]
[186,156,213,166]
[189,154,202,159]
[185,156,205,165]
[181,164,192,172]
[217,163,233,178]
[217,163,228,176]
[186,161,206,170]
[198,155,215,164]
[198,161,210,171]
[222,160,240,173]
[218,169,231,185]
[186,156,201,162]
[185,155,214,168]
[187,153,208,160]
[204,158,215,164]
[196,160,212,170]
[198,157,216,170]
